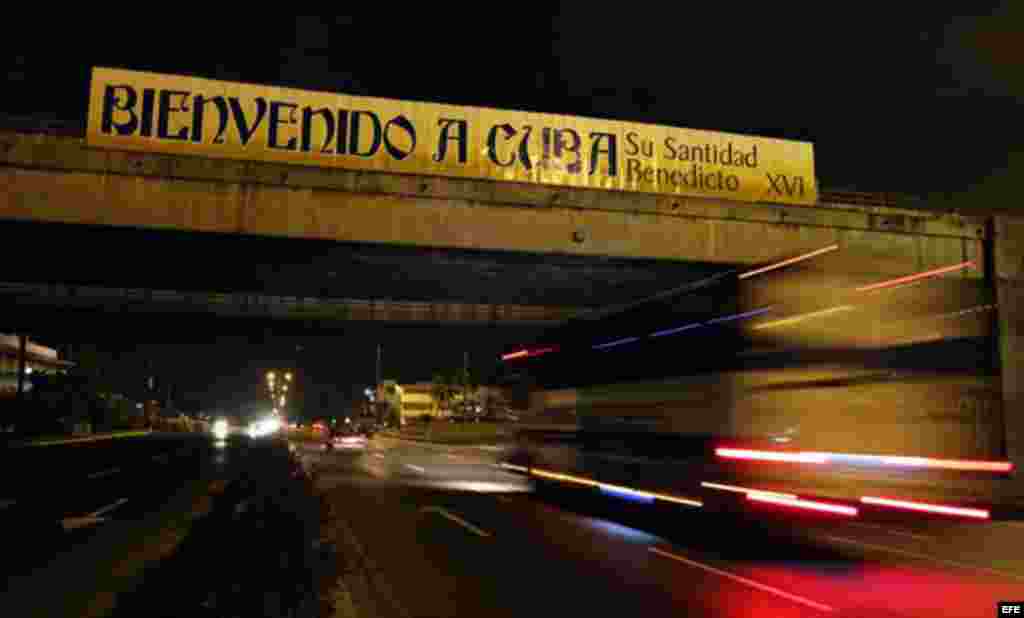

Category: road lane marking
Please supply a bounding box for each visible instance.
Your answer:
[89,498,128,518]
[650,547,835,613]
[87,468,121,480]
[420,506,491,538]
[445,454,462,460]
[820,534,1024,581]
[846,521,933,541]
[374,453,386,459]
[405,464,426,474]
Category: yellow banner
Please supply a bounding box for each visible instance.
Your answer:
[87,67,817,206]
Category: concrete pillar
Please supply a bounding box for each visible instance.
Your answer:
[995,216,1024,488]
[15,334,27,400]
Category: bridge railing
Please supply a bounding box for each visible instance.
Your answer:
[0,282,575,324]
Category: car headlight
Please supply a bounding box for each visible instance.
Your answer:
[212,420,229,439]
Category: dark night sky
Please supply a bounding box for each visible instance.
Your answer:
[4,8,1021,194]
[5,9,1022,414]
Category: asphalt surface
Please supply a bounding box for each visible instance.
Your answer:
[303,436,1024,618]
[4,433,1023,617]
[0,434,214,560]
[0,432,305,617]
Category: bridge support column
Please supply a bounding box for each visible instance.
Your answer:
[995,216,1024,491]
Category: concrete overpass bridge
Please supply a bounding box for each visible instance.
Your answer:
[0,130,984,278]
[1,67,1021,486]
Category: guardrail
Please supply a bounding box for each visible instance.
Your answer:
[0,282,577,325]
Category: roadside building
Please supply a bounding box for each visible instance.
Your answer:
[375,380,404,427]
[0,334,74,397]
[400,382,437,418]
[374,380,513,423]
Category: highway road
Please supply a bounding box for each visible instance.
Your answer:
[304,436,1024,618]
[0,432,307,618]
[3,432,1022,617]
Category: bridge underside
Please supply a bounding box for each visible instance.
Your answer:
[0,219,728,308]
[0,131,988,334]
[0,218,732,339]
[1,132,985,278]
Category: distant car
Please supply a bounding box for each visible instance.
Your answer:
[329,428,368,451]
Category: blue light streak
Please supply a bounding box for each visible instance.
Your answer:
[591,307,773,350]
[650,322,704,338]
[599,485,656,503]
[705,306,774,324]
[592,337,641,350]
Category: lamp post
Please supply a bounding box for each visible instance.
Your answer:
[265,370,293,415]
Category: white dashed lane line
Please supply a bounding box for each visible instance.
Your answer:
[420,506,491,538]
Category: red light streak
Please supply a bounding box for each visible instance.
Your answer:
[860,496,990,519]
[855,261,975,293]
[875,455,1013,473]
[748,493,858,516]
[715,448,828,464]
[700,481,798,500]
[738,244,840,280]
[501,346,559,361]
[716,448,1013,473]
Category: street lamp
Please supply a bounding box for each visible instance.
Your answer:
[280,396,286,407]
[285,372,293,382]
